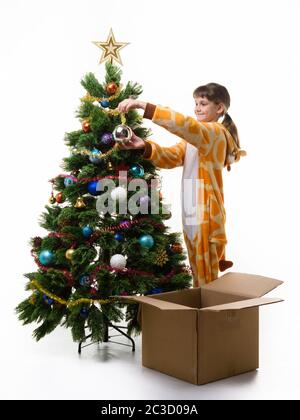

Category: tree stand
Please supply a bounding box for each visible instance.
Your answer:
[78,316,135,354]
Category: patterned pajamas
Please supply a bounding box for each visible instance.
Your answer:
[143,105,241,287]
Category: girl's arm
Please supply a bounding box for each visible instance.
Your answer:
[118,99,224,156]
[143,139,186,169]
[144,103,223,156]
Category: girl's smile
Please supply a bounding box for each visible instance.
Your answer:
[194,96,225,122]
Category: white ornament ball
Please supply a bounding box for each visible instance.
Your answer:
[110,254,127,270]
[110,186,127,202]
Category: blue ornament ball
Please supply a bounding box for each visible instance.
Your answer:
[149,287,163,295]
[100,100,110,108]
[64,176,75,187]
[82,225,93,237]
[114,232,124,241]
[79,275,90,286]
[166,244,174,256]
[100,132,114,146]
[89,148,102,164]
[138,234,154,249]
[80,308,89,318]
[39,250,54,265]
[43,295,54,305]
[87,180,101,196]
[129,164,145,178]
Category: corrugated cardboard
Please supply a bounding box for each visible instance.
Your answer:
[123,272,283,385]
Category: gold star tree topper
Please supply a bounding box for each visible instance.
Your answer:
[93,29,129,66]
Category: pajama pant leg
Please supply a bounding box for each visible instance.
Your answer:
[183,231,226,287]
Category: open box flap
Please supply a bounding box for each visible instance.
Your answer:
[118,295,195,311]
[202,272,283,298]
[200,297,283,312]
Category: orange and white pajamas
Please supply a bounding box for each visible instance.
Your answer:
[142,104,245,287]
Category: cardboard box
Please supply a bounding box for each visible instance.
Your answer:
[126,272,283,385]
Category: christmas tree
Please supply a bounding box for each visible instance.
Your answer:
[16,33,192,345]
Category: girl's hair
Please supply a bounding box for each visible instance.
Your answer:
[193,83,246,170]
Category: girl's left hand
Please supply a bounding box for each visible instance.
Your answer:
[118,99,146,113]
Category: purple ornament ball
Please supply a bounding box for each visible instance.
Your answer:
[100,132,114,146]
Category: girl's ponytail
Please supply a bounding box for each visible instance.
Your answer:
[222,113,240,147]
[222,113,246,171]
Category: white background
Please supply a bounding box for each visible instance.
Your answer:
[0,0,299,400]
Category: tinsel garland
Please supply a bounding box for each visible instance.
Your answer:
[70,143,120,161]
[28,265,191,308]
[87,217,165,241]
[80,88,122,104]
[30,279,113,306]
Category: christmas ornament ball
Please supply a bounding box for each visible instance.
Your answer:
[64,177,75,187]
[100,132,114,146]
[114,232,124,241]
[129,164,145,178]
[166,243,183,255]
[39,250,54,265]
[110,186,127,202]
[106,82,118,94]
[43,295,54,305]
[79,275,90,286]
[150,287,163,295]
[55,192,64,203]
[65,249,75,260]
[87,180,101,196]
[139,234,155,249]
[100,100,110,108]
[82,225,93,237]
[112,124,132,143]
[89,148,102,164]
[82,121,91,133]
[172,243,183,253]
[80,308,89,318]
[110,254,127,270]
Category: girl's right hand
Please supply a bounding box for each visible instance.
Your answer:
[117,132,146,150]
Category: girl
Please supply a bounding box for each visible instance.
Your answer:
[117,83,246,286]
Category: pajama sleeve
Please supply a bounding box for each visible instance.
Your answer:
[144,103,224,156]
[142,138,186,169]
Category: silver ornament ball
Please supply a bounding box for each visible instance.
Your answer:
[112,124,132,144]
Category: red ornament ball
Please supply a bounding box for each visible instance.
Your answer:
[55,192,64,203]
[171,243,183,253]
[82,120,91,133]
[106,82,118,95]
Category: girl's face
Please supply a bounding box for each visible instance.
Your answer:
[194,96,225,122]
